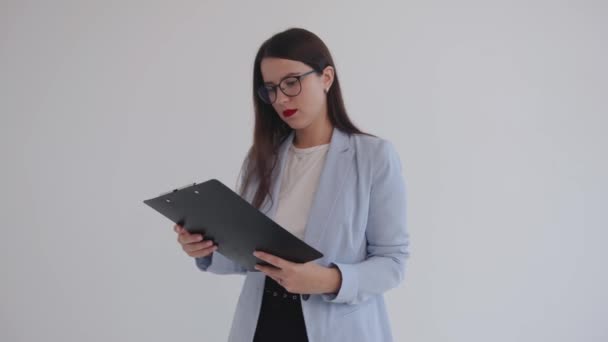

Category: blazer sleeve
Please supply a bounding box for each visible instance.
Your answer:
[322,139,409,305]
[195,251,247,275]
[193,153,253,275]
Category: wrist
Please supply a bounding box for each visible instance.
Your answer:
[322,265,342,294]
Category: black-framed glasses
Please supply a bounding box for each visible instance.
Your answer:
[257,69,317,104]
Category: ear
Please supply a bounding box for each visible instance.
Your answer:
[322,66,335,92]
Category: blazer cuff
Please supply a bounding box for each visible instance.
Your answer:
[321,262,358,304]
[195,255,212,271]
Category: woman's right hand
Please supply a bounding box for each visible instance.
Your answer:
[174,224,218,258]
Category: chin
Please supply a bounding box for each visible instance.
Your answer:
[286,120,310,130]
[280,115,303,128]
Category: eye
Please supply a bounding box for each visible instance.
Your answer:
[284,79,298,87]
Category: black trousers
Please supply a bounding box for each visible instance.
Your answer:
[253,276,309,342]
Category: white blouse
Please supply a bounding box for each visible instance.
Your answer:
[273,141,330,240]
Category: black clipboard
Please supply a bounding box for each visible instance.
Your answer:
[143,179,323,271]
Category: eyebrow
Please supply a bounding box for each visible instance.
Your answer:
[263,72,301,86]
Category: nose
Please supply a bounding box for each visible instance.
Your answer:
[275,88,291,105]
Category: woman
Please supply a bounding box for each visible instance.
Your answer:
[174,27,409,342]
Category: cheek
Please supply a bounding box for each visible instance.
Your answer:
[272,104,281,114]
[307,81,325,98]
[299,84,324,109]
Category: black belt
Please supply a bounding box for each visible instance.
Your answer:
[263,276,302,301]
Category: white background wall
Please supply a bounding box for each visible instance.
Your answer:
[1,1,606,341]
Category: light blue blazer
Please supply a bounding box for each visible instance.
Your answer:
[196,127,409,342]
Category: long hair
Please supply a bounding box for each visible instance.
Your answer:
[240,27,371,210]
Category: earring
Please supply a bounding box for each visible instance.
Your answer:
[324,88,328,93]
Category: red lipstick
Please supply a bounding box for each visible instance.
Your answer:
[283,109,297,117]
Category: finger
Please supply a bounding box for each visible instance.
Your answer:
[178,233,204,245]
[188,245,218,258]
[183,240,214,252]
[254,264,282,279]
[253,251,289,269]
[266,274,282,285]
[179,228,202,239]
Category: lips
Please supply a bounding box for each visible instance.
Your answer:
[283,109,297,117]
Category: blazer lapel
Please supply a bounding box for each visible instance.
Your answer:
[303,128,354,252]
[263,127,354,255]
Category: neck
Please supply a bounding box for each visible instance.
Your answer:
[293,113,333,148]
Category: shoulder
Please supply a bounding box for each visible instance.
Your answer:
[349,133,405,189]
[351,133,400,165]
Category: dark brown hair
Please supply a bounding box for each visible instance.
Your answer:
[240,27,371,210]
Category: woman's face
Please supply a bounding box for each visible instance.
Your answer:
[260,57,333,130]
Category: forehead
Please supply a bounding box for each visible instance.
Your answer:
[260,58,311,84]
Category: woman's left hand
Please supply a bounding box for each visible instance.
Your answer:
[253,250,341,295]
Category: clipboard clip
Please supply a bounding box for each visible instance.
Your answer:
[158,182,196,197]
